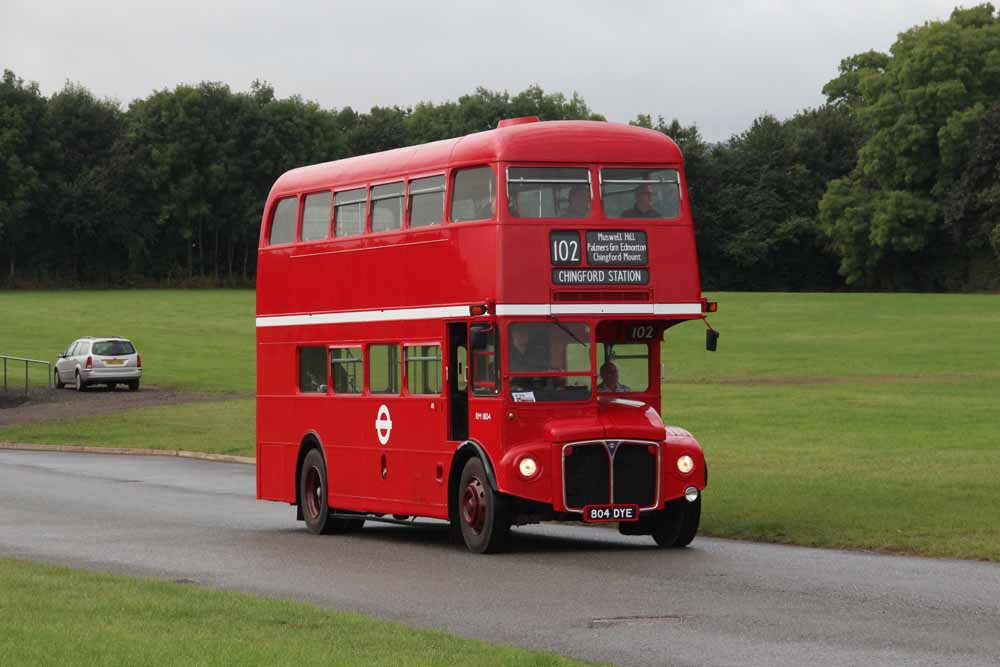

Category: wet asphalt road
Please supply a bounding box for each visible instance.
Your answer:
[1,450,998,667]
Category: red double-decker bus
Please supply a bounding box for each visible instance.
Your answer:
[256,117,715,553]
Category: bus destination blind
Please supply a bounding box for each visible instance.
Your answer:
[550,229,649,285]
[586,230,647,265]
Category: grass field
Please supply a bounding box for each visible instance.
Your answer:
[1,290,998,560]
[0,558,592,666]
[0,290,254,393]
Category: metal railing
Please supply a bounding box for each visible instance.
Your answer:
[2,355,52,396]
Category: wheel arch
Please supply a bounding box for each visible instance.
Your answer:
[447,440,498,523]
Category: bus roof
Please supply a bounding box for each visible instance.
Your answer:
[269,120,683,197]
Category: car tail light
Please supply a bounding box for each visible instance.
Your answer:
[137,354,142,368]
[85,356,93,369]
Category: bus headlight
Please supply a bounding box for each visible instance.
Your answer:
[676,455,694,474]
[518,457,538,479]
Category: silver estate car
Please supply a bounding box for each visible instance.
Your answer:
[54,337,142,391]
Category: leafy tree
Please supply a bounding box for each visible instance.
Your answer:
[819,4,1000,288]
[0,70,47,282]
[42,82,124,282]
[945,102,1000,288]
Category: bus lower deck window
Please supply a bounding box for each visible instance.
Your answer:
[330,347,362,393]
[369,344,400,394]
[299,347,327,393]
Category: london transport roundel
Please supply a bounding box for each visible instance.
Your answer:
[375,404,393,445]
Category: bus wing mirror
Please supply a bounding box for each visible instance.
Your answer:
[706,328,719,352]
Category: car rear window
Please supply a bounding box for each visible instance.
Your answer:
[93,341,136,356]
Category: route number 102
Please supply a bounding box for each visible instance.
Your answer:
[630,325,657,339]
[552,237,580,263]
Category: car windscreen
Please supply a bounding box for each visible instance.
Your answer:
[93,341,135,356]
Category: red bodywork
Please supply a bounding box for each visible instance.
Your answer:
[256,119,708,522]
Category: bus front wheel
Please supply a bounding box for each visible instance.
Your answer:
[456,457,511,554]
[299,448,355,535]
[651,498,701,548]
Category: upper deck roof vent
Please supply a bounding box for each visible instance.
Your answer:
[497,116,540,129]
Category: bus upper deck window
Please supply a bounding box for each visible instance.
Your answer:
[600,168,680,219]
[301,191,332,241]
[409,175,445,228]
[507,167,591,218]
[372,182,404,233]
[451,166,496,222]
[334,188,367,237]
[268,197,298,245]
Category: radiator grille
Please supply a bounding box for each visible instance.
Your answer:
[562,440,659,511]
[564,444,610,508]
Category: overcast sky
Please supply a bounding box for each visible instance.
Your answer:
[2,0,961,141]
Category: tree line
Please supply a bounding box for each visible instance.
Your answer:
[1,4,997,290]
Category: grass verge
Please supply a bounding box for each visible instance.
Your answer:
[0,400,255,458]
[0,558,593,666]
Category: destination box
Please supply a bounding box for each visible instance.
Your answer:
[586,230,648,265]
[552,268,650,285]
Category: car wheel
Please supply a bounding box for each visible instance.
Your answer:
[456,457,511,554]
[75,371,86,392]
[54,369,65,389]
[650,501,685,547]
[127,379,140,392]
[672,497,701,548]
[299,448,353,535]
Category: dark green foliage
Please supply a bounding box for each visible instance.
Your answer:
[2,4,998,291]
[0,78,603,286]
[819,4,1000,289]
[635,107,862,290]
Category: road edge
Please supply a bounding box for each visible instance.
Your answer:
[0,441,254,465]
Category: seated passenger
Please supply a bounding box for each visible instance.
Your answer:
[562,185,590,218]
[597,362,631,393]
[622,184,660,218]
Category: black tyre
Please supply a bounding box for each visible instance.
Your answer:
[54,369,65,389]
[299,448,352,535]
[673,497,701,548]
[456,457,511,554]
[127,379,140,392]
[74,371,86,392]
[650,501,685,547]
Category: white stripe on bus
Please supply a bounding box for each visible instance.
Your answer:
[255,303,702,328]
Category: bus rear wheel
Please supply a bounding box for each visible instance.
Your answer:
[456,457,511,554]
[299,448,355,535]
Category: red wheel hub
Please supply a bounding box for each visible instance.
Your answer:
[461,477,487,534]
[304,466,323,519]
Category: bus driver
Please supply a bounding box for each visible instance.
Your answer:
[597,361,631,393]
